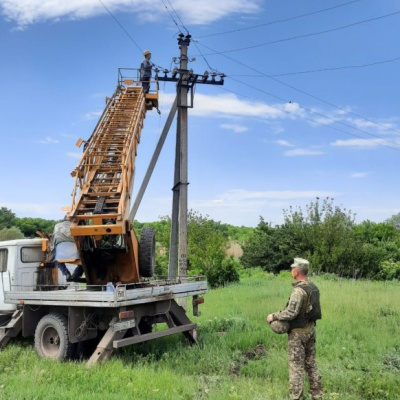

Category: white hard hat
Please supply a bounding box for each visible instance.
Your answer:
[143,50,151,56]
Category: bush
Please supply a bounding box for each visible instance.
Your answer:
[0,226,24,241]
[375,260,400,281]
[205,257,241,288]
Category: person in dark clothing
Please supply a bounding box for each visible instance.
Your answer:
[140,50,153,94]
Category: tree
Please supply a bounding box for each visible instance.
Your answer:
[15,217,59,238]
[0,207,16,230]
[283,197,357,275]
[386,212,400,229]
[187,211,231,287]
[134,212,241,286]
[351,221,400,279]
[241,217,294,273]
[0,226,24,241]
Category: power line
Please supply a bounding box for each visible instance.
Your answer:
[197,39,400,137]
[261,56,400,77]
[160,0,219,74]
[227,56,400,78]
[197,10,400,56]
[221,81,400,152]
[197,0,364,38]
[98,0,142,53]
[160,0,187,34]
[99,0,400,144]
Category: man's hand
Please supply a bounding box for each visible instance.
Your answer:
[266,314,274,324]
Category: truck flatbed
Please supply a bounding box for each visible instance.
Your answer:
[4,278,207,308]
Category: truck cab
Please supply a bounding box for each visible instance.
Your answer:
[0,239,69,316]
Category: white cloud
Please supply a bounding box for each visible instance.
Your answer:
[331,138,389,148]
[2,202,65,219]
[284,148,324,156]
[347,117,397,133]
[191,93,285,118]
[275,139,293,147]
[213,189,336,201]
[66,152,83,159]
[220,123,248,133]
[37,136,60,144]
[350,172,367,179]
[83,111,102,121]
[189,189,337,226]
[0,0,261,28]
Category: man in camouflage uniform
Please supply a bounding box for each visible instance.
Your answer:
[267,258,323,400]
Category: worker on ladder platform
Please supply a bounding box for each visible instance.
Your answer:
[140,50,153,94]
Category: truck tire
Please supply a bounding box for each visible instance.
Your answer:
[34,313,75,360]
[139,227,155,278]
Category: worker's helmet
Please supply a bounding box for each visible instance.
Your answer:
[143,50,151,56]
[270,320,290,334]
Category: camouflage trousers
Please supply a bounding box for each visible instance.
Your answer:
[288,327,323,400]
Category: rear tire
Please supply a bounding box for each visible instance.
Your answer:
[139,227,155,278]
[34,313,75,360]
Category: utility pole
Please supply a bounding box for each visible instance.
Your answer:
[158,33,224,282]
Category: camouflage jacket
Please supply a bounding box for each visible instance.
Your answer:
[272,281,310,323]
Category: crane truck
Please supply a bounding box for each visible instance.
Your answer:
[0,69,207,365]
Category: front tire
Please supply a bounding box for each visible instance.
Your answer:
[34,313,75,360]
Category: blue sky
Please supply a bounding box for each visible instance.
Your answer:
[1,0,400,227]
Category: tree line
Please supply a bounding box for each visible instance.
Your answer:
[2,198,400,286]
[241,198,400,280]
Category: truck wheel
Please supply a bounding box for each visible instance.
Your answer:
[139,227,155,278]
[34,313,75,360]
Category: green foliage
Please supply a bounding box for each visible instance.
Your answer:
[1,276,400,399]
[15,217,59,237]
[205,257,241,288]
[0,226,25,241]
[282,197,357,275]
[0,207,16,230]
[241,218,293,273]
[376,260,400,280]
[135,212,242,286]
[386,211,400,229]
[241,198,400,280]
[383,347,400,371]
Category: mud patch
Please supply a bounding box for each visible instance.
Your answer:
[230,344,267,376]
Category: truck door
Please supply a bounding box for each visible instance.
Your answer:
[17,245,45,290]
[0,245,14,312]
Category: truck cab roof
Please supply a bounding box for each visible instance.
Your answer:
[0,238,43,247]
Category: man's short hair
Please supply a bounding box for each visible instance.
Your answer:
[291,257,309,274]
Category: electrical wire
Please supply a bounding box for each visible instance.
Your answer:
[228,56,400,78]
[160,0,219,73]
[197,0,364,38]
[161,0,189,34]
[197,10,400,56]
[98,0,142,53]
[220,82,400,151]
[197,40,400,138]
[99,0,400,148]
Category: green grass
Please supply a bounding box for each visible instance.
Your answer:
[1,271,400,399]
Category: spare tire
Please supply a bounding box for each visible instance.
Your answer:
[139,227,155,277]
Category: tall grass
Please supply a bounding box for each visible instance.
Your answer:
[0,270,399,399]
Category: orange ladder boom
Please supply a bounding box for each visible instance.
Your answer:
[66,84,151,284]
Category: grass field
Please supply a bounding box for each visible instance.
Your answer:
[0,270,399,400]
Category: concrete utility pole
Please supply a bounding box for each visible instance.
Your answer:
[157,33,224,282]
